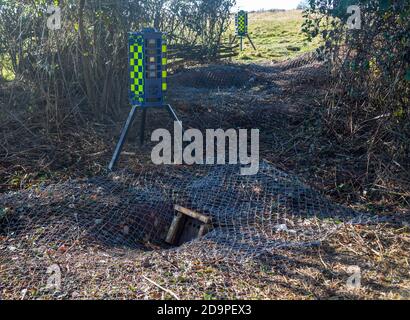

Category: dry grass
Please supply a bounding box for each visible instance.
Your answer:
[1,223,408,300]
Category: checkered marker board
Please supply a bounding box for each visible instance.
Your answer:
[235,10,248,36]
[128,30,167,107]
[129,34,144,104]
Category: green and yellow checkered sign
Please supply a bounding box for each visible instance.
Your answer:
[235,10,248,36]
[129,34,145,104]
[128,30,168,107]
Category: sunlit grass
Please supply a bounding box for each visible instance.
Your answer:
[0,54,16,81]
[229,10,320,62]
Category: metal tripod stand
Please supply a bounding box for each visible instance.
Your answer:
[231,34,257,51]
[108,104,182,171]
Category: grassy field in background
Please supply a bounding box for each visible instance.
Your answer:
[231,10,320,62]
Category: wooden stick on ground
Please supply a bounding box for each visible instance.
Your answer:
[142,275,180,300]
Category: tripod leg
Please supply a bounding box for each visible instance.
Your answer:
[108,105,138,171]
[139,108,147,146]
[165,104,183,164]
[247,34,256,50]
[165,104,182,129]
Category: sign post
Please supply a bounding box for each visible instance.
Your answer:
[232,10,256,51]
[109,28,182,171]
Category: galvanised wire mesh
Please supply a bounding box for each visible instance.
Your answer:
[171,65,254,89]
[0,51,379,299]
[169,52,324,92]
[0,161,374,297]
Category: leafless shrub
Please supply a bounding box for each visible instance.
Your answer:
[303,0,410,202]
[0,0,235,126]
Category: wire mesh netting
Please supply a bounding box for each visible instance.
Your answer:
[0,161,375,297]
[170,52,323,90]
[171,65,254,89]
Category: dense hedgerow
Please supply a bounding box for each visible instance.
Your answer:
[0,0,235,120]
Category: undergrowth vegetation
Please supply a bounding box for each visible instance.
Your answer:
[0,1,409,301]
[303,0,410,207]
[0,1,408,209]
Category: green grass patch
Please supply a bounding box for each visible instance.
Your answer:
[0,54,16,81]
[228,10,321,63]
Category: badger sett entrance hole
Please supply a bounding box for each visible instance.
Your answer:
[165,205,212,246]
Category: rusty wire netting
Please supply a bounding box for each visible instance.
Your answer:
[0,161,376,297]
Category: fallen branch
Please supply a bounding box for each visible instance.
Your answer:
[142,275,180,300]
